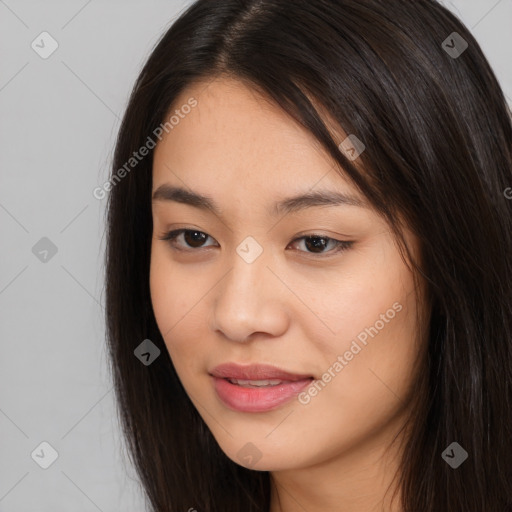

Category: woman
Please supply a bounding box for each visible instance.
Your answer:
[104,0,512,510]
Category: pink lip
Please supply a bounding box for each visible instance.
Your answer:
[210,363,313,381]
[209,363,314,412]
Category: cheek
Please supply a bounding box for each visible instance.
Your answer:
[293,294,420,461]
[150,247,185,355]
[149,248,173,331]
[297,241,407,351]
[150,245,194,330]
[302,241,422,409]
[149,245,209,369]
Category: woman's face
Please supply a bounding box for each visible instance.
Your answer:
[150,76,426,472]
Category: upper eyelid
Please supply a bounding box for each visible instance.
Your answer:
[162,228,342,242]
[161,228,352,253]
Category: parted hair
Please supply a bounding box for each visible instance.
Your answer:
[105,1,512,510]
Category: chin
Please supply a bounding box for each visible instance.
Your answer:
[213,435,312,472]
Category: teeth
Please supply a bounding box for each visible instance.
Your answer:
[228,378,284,387]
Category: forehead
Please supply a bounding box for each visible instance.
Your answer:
[152,76,360,203]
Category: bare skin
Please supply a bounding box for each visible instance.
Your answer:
[150,76,428,512]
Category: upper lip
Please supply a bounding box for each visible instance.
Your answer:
[209,363,313,381]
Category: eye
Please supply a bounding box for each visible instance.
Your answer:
[157,229,218,251]
[287,235,353,256]
[157,229,353,256]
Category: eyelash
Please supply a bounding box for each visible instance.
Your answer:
[157,228,353,257]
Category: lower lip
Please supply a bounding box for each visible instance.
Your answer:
[211,376,313,412]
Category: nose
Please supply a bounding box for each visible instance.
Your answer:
[209,250,290,343]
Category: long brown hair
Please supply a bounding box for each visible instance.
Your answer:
[104,1,512,510]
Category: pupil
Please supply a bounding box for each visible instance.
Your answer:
[185,231,207,248]
[305,236,327,253]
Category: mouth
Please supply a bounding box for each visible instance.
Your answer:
[209,363,315,412]
[211,376,314,412]
[224,378,294,388]
[209,362,314,381]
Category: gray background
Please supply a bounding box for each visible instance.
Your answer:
[0,0,511,510]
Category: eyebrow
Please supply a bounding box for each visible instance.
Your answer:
[152,184,368,217]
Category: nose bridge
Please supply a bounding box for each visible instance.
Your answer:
[219,240,270,313]
[211,237,288,341]
[224,233,269,294]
